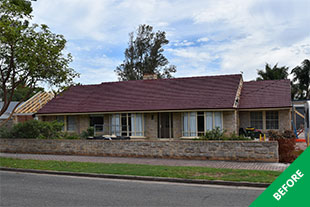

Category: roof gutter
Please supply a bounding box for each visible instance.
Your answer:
[238,107,292,111]
[36,108,236,116]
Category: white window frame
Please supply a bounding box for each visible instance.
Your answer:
[110,113,144,137]
[66,115,76,132]
[182,112,223,137]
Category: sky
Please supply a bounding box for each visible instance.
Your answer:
[31,0,310,85]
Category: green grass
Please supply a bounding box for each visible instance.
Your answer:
[0,157,281,183]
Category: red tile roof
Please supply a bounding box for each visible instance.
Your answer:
[37,74,242,114]
[239,79,291,109]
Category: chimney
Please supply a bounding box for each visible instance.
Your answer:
[143,74,158,80]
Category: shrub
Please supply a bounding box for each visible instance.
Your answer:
[268,130,297,163]
[199,128,251,141]
[60,132,80,139]
[2,120,63,139]
[80,127,94,139]
[0,127,12,138]
[224,132,251,140]
[282,130,296,139]
[268,130,281,139]
[200,128,225,140]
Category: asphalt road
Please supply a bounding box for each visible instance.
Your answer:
[0,171,264,207]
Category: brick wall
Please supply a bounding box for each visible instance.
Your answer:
[15,115,33,123]
[279,109,291,131]
[223,111,236,134]
[144,113,158,138]
[0,139,279,162]
[78,115,89,133]
[173,112,182,138]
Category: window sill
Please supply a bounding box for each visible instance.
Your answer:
[130,136,146,139]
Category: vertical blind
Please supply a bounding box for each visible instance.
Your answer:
[111,113,143,136]
[182,112,223,137]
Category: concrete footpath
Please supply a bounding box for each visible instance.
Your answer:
[0,153,289,171]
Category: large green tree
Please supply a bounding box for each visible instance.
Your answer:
[256,63,289,81]
[291,59,310,100]
[0,0,79,119]
[115,24,176,80]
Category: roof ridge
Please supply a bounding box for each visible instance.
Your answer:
[78,74,242,87]
[244,79,290,83]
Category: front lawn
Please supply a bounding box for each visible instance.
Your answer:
[0,157,281,183]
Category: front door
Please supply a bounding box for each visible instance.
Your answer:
[159,112,173,138]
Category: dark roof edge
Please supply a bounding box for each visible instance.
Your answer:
[36,108,237,115]
[243,79,290,84]
[75,74,243,87]
[238,106,292,110]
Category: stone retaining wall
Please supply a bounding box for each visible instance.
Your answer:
[0,139,279,162]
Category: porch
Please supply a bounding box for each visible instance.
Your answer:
[38,108,291,139]
[39,110,236,139]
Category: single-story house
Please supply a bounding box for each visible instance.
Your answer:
[36,74,292,138]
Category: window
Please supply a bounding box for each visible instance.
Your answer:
[133,113,143,136]
[111,113,144,136]
[182,112,196,137]
[111,114,121,136]
[90,115,104,132]
[121,114,128,136]
[214,112,222,129]
[266,111,279,129]
[67,116,76,131]
[197,112,205,136]
[206,112,213,131]
[250,112,263,129]
[56,116,65,130]
[182,112,222,137]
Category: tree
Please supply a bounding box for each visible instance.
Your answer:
[291,59,310,100]
[0,0,79,120]
[115,24,176,81]
[256,63,289,81]
[0,85,44,101]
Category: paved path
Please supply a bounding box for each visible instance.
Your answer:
[0,153,289,171]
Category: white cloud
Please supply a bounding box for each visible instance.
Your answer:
[31,0,310,83]
[167,48,213,62]
[197,37,209,42]
[172,40,195,47]
[72,55,122,84]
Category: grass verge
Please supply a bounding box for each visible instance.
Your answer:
[0,157,281,183]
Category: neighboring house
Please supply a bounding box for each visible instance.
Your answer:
[14,92,54,123]
[36,74,292,138]
[0,101,20,128]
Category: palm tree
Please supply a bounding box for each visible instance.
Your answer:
[291,59,310,100]
[256,63,289,81]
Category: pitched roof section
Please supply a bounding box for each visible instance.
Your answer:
[0,102,20,119]
[37,74,242,114]
[15,92,54,114]
[239,79,291,109]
